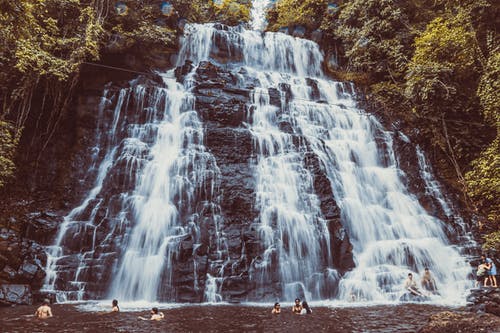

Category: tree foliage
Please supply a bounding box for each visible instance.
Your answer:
[214,0,251,26]
[335,0,411,79]
[405,13,481,114]
[267,0,327,31]
[0,121,18,187]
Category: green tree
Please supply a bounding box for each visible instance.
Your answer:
[214,0,251,26]
[0,121,18,187]
[267,0,327,31]
[335,0,411,80]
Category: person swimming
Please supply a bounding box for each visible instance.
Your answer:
[292,298,303,314]
[150,307,164,320]
[35,299,53,319]
[300,301,312,314]
[139,307,164,321]
[271,302,281,314]
[111,299,119,312]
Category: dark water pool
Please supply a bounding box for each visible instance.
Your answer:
[0,303,453,332]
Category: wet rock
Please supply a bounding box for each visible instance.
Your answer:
[24,211,61,245]
[399,292,431,302]
[0,284,32,305]
[304,152,354,272]
[467,288,500,317]
[417,311,500,333]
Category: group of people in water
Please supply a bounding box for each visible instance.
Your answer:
[33,256,498,320]
[271,298,312,314]
[476,254,498,288]
[34,298,164,320]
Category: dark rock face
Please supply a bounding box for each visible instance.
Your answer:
[0,227,47,305]
[417,311,500,333]
[0,284,32,305]
[467,288,500,317]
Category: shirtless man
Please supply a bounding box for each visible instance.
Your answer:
[139,307,164,321]
[150,307,164,320]
[292,298,303,314]
[271,302,281,314]
[111,299,119,312]
[35,299,53,319]
[404,273,424,296]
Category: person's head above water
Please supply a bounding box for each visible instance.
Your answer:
[408,273,413,278]
[274,302,280,308]
[295,298,300,304]
[43,299,50,306]
[302,301,309,308]
[112,299,118,307]
[151,307,159,314]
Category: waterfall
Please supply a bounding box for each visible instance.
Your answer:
[43,1,472,304]
[43,70,225,302]
[250,0,274,31]
[175,22,471,303]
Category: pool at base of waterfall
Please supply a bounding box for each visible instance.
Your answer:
[0,303,457,332]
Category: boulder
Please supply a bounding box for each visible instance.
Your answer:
[417,311,500,333]
[467,287,500,317]
[0,284,32,305]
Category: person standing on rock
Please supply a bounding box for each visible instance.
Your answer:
[35,299,53,319]
[483,254,498,288]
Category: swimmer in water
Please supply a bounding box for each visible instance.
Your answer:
[111,299,119,312]
[271,302,281,314]
[292,298,303,314]
[35,299,53,319]
[139,307,164,321]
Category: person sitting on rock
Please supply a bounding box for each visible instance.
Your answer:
[35,299,53,319]
[300,301,312,314]
[292,298,303,314]
[421,267,438,293]
[271,302,281,314]
[111,299,119,312]
[404,273,423,296]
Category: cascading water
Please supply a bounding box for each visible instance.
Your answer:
[43,70,225,302]
[43,0,473,304]
[288,80,471,303]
